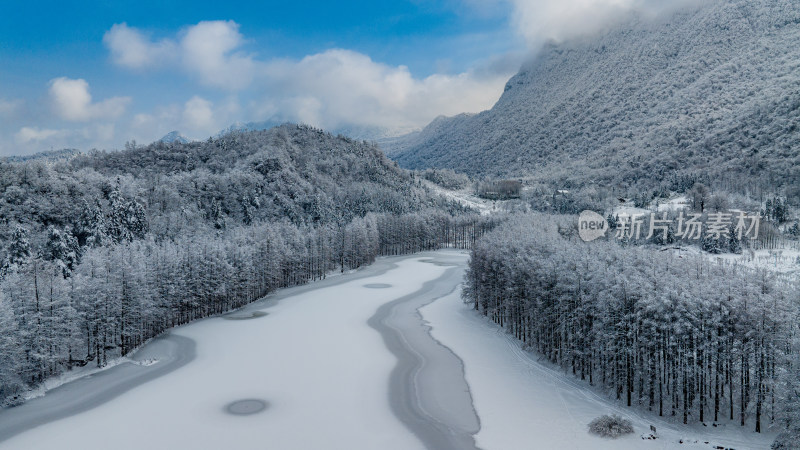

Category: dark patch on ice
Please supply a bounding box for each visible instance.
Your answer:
[222,311,269,320]
[364,283,392,289]
[225,399,268,415]
[419,258,459,267]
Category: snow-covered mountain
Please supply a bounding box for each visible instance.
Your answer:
[158,131,191,144]
[391,0,800,191]
[152,122,417,148]
[379,114,474,157]
[213,120,284,138]
[216,120,417,143]
[1,148,81,163]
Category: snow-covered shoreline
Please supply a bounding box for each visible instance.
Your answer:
[0,333,196,444]
[421,273,778,450]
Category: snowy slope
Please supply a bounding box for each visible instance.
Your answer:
[392,0,800,190]
[420,179,496,216]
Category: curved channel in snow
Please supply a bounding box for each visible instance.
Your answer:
[420,258,777,450]
[368,254,481,450]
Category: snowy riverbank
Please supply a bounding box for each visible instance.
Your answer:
[0,254,449,449]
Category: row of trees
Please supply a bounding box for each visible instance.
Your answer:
[463,214,800,437]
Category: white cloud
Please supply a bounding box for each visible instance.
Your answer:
[15,127,60,144]
[103,23,177,69]
[507,0,699,48]
[182,96,215,132]
[9,123,119,154]
[104,21,256,90]
[257,49,511,131]
[87,123,116,143]
[14,124,116,145]
[102,22,514,131]
[121,97,241,144]
[49,77,130,122]
[180,21,257,90]
[128,105,180,137]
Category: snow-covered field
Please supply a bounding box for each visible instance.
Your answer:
[656,195,691,212]
[672,244,800,277]
[612,195,690,217]
[0,251,775,450]
[720,247,800,277]
[422,180,497,215]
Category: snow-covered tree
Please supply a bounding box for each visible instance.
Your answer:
[75,199,107,248]
[107,186,148,243]
[464,214,797,431]
[3,225,31,275]
[45,226,80,278]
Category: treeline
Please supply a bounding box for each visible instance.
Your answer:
[417,168,471,190]
[464,214,800,436]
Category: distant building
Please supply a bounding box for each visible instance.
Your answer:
[477,180,522,200]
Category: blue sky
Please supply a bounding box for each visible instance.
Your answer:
[0,0,674,155]
[0,0,531,155]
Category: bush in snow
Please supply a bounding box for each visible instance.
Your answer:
[771,432,799,449]
[588,414,634,438]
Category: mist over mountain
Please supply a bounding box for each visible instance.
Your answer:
[391,0,800,193]
[1,148,82,164]
[214,121,416,143]
[150,121,418,149]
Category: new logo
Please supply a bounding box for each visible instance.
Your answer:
[578,211,608,242]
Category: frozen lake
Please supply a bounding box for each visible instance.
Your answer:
[0,251,774,450]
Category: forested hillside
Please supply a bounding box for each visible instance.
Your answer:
[464,214,800,440]
[0,124,462,250]
[392,0,800,196]
[0,124,496,406]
